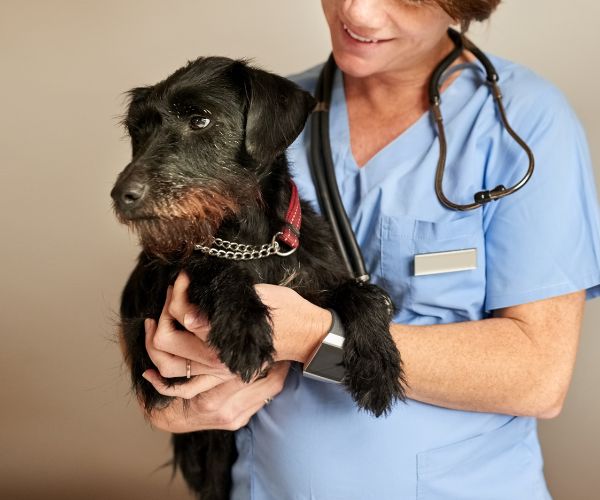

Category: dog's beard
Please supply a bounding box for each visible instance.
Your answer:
[117,186,245,260]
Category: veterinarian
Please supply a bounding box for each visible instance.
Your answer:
[140,0,600,498]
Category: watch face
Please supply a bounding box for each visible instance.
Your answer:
[306,343,345,382]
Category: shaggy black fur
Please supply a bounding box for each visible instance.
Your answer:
[112,56,407,500]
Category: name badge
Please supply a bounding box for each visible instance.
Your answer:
[414,248,477,276]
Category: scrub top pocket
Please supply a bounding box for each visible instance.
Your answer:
[380,213,486,324]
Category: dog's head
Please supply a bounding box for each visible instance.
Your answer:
[111,56,316,258]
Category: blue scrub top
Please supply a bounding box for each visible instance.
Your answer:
[231,55,600,500]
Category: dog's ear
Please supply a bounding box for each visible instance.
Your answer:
[126,86,152,106]
[236,62,317,165]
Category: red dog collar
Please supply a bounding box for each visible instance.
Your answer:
[277,180,301,250]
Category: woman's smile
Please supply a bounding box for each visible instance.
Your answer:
[342,22,393,44]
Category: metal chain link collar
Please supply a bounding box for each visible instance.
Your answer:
[194,232,297,261]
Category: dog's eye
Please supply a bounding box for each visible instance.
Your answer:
[190,116,211,130]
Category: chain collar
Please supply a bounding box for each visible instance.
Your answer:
[194,180,302,261]
[194,232,296,261]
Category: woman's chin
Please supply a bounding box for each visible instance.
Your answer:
[330,29,396,78]
[332,50,392,79]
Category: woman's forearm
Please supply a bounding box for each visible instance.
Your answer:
[283,288,583,420]
[389,317,557,418]
[291,310,556,417]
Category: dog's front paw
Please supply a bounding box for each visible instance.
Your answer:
[207,311,275,383]
[343,331,407,417]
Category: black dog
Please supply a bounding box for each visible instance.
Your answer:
[112,56,407,500]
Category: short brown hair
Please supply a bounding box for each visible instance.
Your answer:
[434,0,501,31]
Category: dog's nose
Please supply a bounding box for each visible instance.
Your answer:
[111,182,148,210]
[122,183,147,205]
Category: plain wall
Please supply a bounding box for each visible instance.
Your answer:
[0,1,598,498]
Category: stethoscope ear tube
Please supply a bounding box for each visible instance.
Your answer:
[429,28,464,105]
[309,55,370,282]
[432,29,535,210]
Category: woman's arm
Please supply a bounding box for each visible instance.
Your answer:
[388,290,585,418]
[254,285,586,419]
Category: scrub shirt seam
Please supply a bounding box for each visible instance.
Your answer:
[487,269,600,301]
[486,272,600,314]
[488,280,570,300]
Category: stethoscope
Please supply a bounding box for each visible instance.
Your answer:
[309,28,535,283]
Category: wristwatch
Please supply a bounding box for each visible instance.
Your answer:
[302,308,345,383]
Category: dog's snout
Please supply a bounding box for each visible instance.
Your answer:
[111,181,148,212]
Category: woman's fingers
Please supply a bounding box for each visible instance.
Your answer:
[142,368,235,399]
[157,283,217,365]
[150,285,229,371]
[169,271,211,341]
[144,317,178,372]
[144,362,291,433]
[224,365,293,429]
[143,375,249,433]
[224,398,270,431]
[192,361,291,427]
[145,317,228,378]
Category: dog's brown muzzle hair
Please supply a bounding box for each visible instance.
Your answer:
[111,179,246,259]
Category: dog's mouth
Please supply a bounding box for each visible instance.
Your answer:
[126,217,216,258]
[117,213,159,222]
[113,185,248,259]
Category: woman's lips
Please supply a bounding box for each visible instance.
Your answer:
[342,22,392,44]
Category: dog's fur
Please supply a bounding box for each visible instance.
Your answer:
[112,56,407,500]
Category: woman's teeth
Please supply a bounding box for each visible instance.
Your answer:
[343,24,379,43]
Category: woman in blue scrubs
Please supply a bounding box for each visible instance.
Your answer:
[140,1,600,498]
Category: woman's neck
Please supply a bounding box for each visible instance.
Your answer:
[341,33,475,167]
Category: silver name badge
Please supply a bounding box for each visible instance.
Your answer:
[414,248,477,276]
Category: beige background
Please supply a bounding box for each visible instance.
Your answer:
[1,1,598,499]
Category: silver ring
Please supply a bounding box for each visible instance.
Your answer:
[186,359,192,379]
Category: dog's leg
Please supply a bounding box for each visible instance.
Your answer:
[172,430,237,500]
[185,260,275,382]
[327,281,408,417]
[120,254,175,411]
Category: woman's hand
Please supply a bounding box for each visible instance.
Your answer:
[142,280,237,396]
[139,271,331,432]
[144,322,290,433]
[139,272,297,432]
[141,293,290,432]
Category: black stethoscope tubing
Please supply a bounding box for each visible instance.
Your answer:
[310,54,371,282]
[308,28,535,283]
